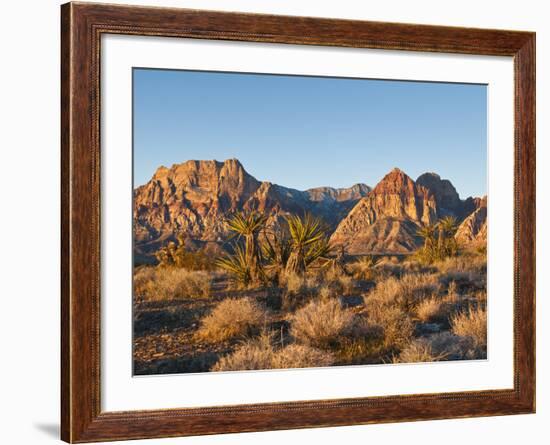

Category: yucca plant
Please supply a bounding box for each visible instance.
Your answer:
[438,216,459,257]
[261,225,292,283]
[285,214,332,275]
[417,217,459,264]
[216,244,252,287]
[416,223,438,264]
[225,211,268,283]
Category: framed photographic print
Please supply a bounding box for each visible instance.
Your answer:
[61,2,535,442]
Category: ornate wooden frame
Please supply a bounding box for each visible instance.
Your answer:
[61,2,536,442]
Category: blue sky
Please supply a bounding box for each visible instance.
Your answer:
[133,68,487,198]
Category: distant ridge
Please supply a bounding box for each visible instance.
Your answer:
[133,159,370,260]
[133,159,485,260]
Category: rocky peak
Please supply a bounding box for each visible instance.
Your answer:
[416,172,462,216]
[329,168,438,254]
[455,196,487,246]
[372,168,416,195]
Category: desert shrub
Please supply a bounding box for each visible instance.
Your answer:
[154,234,214,270]
[368,273,440,311]
[415,296,444,322]
[333,334,386,365]
[428,331,480,360]
[133,267,157,300]
[436,255,487,292]
[134,267,210,301]
[476,244,488,255]
[283,271,309,294]
[349,256,378,280]
[436,253,486,274]
[439,269,486,291]
[473,289,487,304]
[451,306,487,348]
[290,299,355,348]
[336,274,354,295]
[394,340,442,363]
[279,271,321,310]
[196,298,266,343]
[272,344,334,369]
[211,332,274,371]
[373,258,406,278]
[395,331,480,363]
[446,280,458,300]
[318,285,336,300]
[367,304,414,350]
[212,333,334,372]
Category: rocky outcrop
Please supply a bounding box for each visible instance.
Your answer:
[455,197,487,246]
[416,172,482,219]
[134,159,370,258]
[329,168,438,254]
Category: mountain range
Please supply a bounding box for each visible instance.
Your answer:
[133,159,486,261]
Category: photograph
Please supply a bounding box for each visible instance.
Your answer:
[132,68,488,376]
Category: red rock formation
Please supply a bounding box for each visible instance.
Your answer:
[455,196,487,247]
[330,168,438,254]
[133,159,369,259]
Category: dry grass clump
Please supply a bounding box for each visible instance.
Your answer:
[415,296,444,322]
[334,273,355,295]
[395,331,480,364]
[282,271,309,294]
[280,271,320,310]
[272,344,334,369]
[134,266,157,300]
[318,285,336,300]
[451,306,487,348]
[348,256,380,280]
[368,273,440,311]
[436,254,486,275]
[211,332,274,371]
[367,304,414,349]
[212,333,334,371]
[428,332,478,360]
[373,258,405,278]
[394,340,442,363]
[290,299,355,347]
[134,267,210,301]
[333,335,386,364]
[281,271,323,296]
[436,254,487,290]
[196,298,266,343]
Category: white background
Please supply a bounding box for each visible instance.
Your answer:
[102,35,514,411]
[0,0,547,444]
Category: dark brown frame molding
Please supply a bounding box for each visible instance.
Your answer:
[61,2,536,442]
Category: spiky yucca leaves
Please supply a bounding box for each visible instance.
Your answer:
[438,216,459,257]
[261,225,292,284]
[216,244,252,287]
[224,211,268,284]
[416,217,459,264]
[285,214,332,275]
